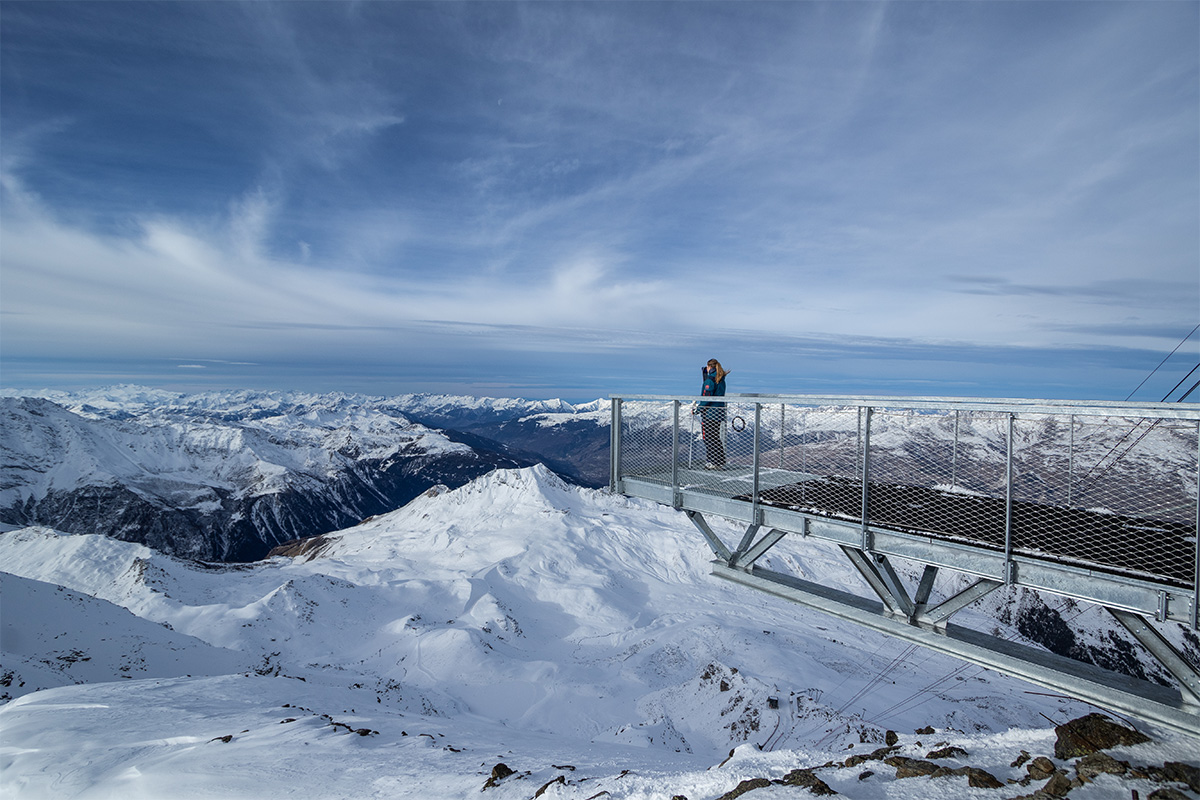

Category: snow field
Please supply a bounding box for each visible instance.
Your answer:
[3,465,1197,799]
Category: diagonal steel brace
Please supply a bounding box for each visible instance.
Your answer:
[733,527,790,569]
[686,511,732,562]
[841,546,915,619]
[1109,608,1200,708]
[915,576,1003,631]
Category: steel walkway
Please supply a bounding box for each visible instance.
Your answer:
[609,394,1200,736]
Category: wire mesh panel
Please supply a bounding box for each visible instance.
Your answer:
[614,395,1199,590]
[862,408,1011,549]
[755,405,864,523]
[676,399,760,497]
[1010,414,1199,585]
[616,399,677,484]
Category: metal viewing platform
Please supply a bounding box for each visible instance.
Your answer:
[609,394,1200,736]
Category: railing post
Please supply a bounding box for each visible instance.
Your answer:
[609,397,622,493]
[688,408,696,468]
[861,406,873,550]
[779,403,785,470]
[1068,414,1075,507]
[671,400,680,503]
[857,407,864,481]
[1004,412,1015,584]
[800,404,807,477]
[752,403,762,523]
[952,410,960,489]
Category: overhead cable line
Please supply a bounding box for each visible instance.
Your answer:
[1160,362,1200,404]
[1175,375,1200,404]
[1125,322,1200,401]
[1074,357,1200,495]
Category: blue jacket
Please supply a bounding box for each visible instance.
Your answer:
[699,367,726,418]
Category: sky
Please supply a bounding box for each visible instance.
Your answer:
[1,1,1197,402]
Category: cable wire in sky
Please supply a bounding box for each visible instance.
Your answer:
[1125,323,1200,401]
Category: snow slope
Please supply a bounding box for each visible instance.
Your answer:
[2,466,1197,799]
[0,570,248,703]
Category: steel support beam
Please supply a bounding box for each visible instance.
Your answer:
[733,527,791,569]
[734,523,761,560]
[914,565,939,608]
[712,562,1200,738]
[841,546,914,619]
[916,578,1003,632]
[686,511,732,562]
[1109,609,1200,709]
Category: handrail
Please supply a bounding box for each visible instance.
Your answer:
[611,393,1200,420]
[609,392,1200,735]
[611,393,1200,620]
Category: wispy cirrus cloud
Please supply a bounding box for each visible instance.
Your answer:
[1,1,1195,400]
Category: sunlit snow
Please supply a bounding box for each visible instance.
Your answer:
[2,466,1197,799]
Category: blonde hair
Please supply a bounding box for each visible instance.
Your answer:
[707,359,729,384]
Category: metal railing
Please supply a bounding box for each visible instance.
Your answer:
[611,394,1200,624]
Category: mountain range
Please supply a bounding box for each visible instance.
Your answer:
[1,387,1198,798]
[4,464,1198,799]
[0,387,610,561]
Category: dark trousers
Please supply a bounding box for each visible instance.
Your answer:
[702,414,726,466]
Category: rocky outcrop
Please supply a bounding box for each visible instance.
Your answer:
[675,715,1194,800]
[1053,712,1152,759]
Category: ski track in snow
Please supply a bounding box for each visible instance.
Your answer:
[2,458,1199,796]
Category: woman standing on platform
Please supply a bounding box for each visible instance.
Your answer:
[697,358,729,468]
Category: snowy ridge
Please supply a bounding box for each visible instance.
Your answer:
[0,393,468,508]
[0,385,608,426]
[0,570,248,702]
[0,391,528,560]
[3,465,1197,799]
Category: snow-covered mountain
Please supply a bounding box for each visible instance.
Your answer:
[0,388,551,561]
[2,465,1198,799]
[3,386,1194,573]
[384,392,612,487]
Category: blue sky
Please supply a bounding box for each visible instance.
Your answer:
[2,1,1197,402]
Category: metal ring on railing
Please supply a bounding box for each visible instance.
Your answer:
[731,415,746,432]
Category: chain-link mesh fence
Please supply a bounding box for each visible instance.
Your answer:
[615,397,1199,589]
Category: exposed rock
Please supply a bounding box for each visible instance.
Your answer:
[914,726,935,735]
[926,745,969,760]
[715,777,772,800]
[534,776,565,797]
[1148,788,1191,800]
[1075,752,1129,781]
[961,767,1005,789]
[1054,713,1151,759]
[1040,772,1073,797]
[483,763,515,790]
[885,730,898,746]
[857,771,874,781]
[267,534,332,560]
[884,756,940,778]
[1151,762,1200,793]
[1028,756,1058,780]
[843,745,898,768]
[923,765,1005,789]
[778,768,837,795]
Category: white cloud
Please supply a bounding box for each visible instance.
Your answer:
[1,1,1195,398]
